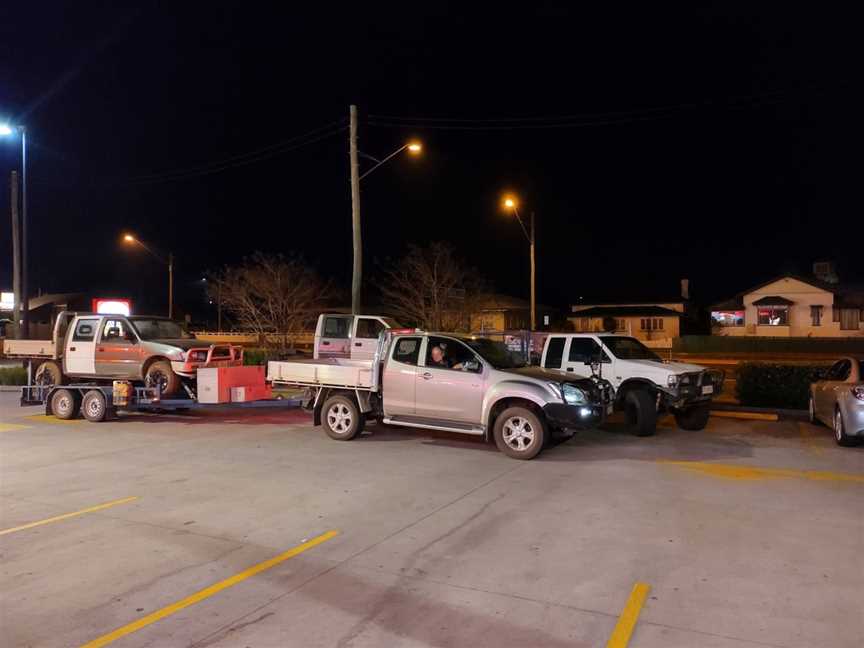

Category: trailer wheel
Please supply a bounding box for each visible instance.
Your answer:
[81,390,108,422]
[144,361,181,398]
[51,388,79,420]
[321,394,365,440]
[36,360,64,387]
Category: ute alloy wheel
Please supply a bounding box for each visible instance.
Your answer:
[321,394,364,440]
[493,406,546,460]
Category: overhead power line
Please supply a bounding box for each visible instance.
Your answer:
[123,118,347,185]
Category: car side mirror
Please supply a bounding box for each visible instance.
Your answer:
[464,359,481,373]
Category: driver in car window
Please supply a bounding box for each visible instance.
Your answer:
[430,345,464,370]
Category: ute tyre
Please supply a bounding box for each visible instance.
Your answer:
[674,403,711,431]
[51,388,79,420]
[493,407,546,460]
[36,360,64,387]
[322,395,365,440]
[623,389,657,437]
[834,408,856,447]
[82,390,108,422]
[144,361,181,398]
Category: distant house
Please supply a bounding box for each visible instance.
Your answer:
[711,263,864,337]
[470,294,557,332]
[568,280,690,345]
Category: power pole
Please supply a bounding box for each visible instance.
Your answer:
[349,105,362,314]
[20,128,29,338]
[530,211,536,331]
[10,171,21,338]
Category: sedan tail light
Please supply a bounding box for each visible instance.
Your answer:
[852,386,864,401]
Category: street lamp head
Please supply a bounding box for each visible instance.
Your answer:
[407,141,422,154]
[123,234,136,243]
[0,124,14,136]
[503,196,518,210]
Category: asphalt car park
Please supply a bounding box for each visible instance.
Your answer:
[1,391,862,648]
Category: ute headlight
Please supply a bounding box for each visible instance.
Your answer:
[667,375,678,387]
[562,383,588,406]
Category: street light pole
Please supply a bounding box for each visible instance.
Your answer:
[123,235,173,319]
[349,105,362,314]
[504,197,536,331]
[20,127,28,338]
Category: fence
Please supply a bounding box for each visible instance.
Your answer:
[673,335,864,355]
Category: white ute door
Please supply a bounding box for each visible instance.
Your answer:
[352,317,387,361]
[561,337,609,377]
[65,317,99,375]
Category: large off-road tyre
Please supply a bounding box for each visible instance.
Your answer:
[144,361,181,398]
[35,360,64,387]
[51,388,79,420]
[674,403,711,431]
[493,406,546,460]
[623,389,657,437]
[834,407,857,447]
[81,389,109,423]
[321,394,365,440]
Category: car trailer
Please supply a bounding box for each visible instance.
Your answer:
[20,383,302,423]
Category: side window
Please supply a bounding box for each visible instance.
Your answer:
[392,337,421,366]
[323,316,350,338]
[355,318,385,340]
[425,336,477,371]
[101,319,127,341]
[836,360,852,381]
[567,338,608,364]
[73,319,99,342]
[544,337,565,369]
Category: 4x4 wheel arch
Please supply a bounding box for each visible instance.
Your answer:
[486,396,546,441]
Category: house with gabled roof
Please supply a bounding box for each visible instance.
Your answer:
[711,262,864,337]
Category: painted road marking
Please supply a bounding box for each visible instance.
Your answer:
[659,460,864,483]
[0,423,31,432]
[710,410,778,422]
[25,414,84,425]
[0,496,139,537]
[80,529,339,648]
[606,582,651,648]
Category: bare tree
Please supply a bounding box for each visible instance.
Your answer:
[380,242,484,331]
[209,252,330,356]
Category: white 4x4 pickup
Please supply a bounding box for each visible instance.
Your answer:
[540,333,723,436]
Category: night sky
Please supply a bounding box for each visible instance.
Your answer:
[1,4,860,320]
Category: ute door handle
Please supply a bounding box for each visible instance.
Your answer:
[70,346,76,352]
[566,367,574,372]
[420,372,433,380]
[321,341,330,346]
[354,342,363,347]
[97,347,104,352]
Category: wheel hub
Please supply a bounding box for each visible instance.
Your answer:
[327,404,352,433]
[502,416,535,451]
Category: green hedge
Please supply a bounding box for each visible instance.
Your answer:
[735,362,830,409]
[675,335,864,354]
[243,348,271,366]
[0,367,27,386]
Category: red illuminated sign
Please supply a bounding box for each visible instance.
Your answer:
[92,298,132,316]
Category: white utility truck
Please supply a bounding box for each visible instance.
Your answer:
[540,333,723,436]
[313,314,402,361]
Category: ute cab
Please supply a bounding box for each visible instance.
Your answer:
[313,314,402,361]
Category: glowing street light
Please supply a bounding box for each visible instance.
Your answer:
[123,233,175,319]
[502,193,536,330]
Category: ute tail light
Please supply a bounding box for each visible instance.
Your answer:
[852,386,864,401]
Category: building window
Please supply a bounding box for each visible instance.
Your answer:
[640,318,664,331]
[757,307,789,326]
[840,308,861,331]
[616,318,626,332]
[711,310,745,327]
[810,305,823,327]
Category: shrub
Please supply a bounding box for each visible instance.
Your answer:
[0,366,28,386]
[735,362,830,409]
[243,348,271,366]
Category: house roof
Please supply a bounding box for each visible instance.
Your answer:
[711,273,864,310]
[752,295,795,306]
[570,305,683,318]
[476,293,555,312]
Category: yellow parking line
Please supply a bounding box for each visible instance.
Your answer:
[0,423,31,432]
[658,460,864,483]
[25,414,84,425]
[710,410,778,422]
[606,582,651,648]
[0,496,139,537]
[80,530,339,648]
